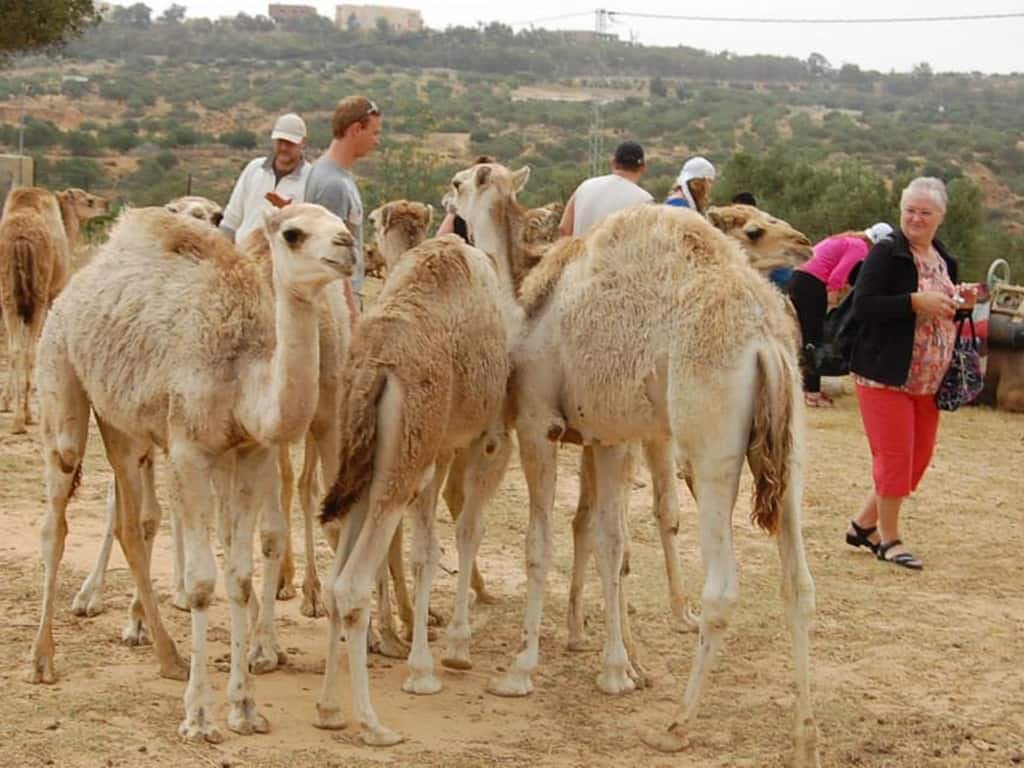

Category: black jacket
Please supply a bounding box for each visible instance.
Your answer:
[850,231,959,386]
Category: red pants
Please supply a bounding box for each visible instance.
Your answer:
[855,384,940,497]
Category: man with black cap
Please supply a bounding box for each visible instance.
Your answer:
[220,112,311,243]
[558,140,653,237]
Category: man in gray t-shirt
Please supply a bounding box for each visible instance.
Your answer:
[304,95,381,315]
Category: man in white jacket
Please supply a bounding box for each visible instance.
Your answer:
[219,112,312,242]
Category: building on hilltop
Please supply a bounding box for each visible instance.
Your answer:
[559,30,619,44]
[268,4,318,22]
[335,4,424,33]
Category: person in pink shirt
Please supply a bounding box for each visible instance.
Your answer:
[788,222,894,407]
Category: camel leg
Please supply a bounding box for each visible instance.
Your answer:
[774,467,819,767]
[29,355,90,684]
[71,479,116,617]
[370,545,409,659]
[0,309,11,412]
[314,506,350,733]
[250,450,288,674]
[590,443,634,695]
[276,443,297,601]
[643,439,699,631]
[97,420,187,682]
[8,317,33,433]
[567,445,596,651]
[443,431,512,670]
[171,444,226,743]
[121,452,162,647]
[221,447,273,733]
[443,449,496,605]
[403,466,445,694]
[641,448,744,753]
[297,433,326,617]
[488,429,557,697]
[168,484,189,611]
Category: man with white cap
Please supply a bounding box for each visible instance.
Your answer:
[665,155,716,214]
[220,112,311,243]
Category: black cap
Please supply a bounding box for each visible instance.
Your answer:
[613,140,645,170]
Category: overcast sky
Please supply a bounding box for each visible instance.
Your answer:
[136,1,1022,75]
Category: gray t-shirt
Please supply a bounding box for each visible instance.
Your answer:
[304,155,365,293]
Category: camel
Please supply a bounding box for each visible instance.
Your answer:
[29,203,355,744]
[451,163,818,766]
[315,234,519,746]
[165,195,224,227]
[706,203,813,274]
[0,186,108,432]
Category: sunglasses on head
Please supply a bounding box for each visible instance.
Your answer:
[363,100,380,118]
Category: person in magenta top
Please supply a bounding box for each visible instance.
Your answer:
[788,222,894,407]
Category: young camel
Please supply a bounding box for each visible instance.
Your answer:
[0,187,108,432]
[165,195,224,227]
[455,166,818,766]
[29,204,355,743]
[315,234,519,746]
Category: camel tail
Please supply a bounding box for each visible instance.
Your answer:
[3,235,42,325]
[748,341,799,536]
[320,366,389,525]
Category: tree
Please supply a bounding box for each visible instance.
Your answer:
[0,0,101,58]
[110,3,152,28]
[159,4,186,24]
[807,52,833,79]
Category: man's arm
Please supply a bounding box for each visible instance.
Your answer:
[559,192,576,237]
[219,160,255,241]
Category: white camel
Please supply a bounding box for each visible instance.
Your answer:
[451,163,819,767]
[29,203,355,743]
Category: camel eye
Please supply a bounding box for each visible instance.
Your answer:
[283,228,305,245]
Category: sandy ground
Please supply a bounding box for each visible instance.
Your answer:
[2,313,1023,768]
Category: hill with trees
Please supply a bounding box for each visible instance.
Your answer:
[1,5,1022,279]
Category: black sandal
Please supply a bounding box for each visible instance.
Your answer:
[845,520,879,554]
[876,539,923,570]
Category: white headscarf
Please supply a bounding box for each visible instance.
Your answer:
[675,156,716,210]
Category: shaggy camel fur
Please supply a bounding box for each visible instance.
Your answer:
[29,203,355,743]
[165,195,224,227]
[315,235,519,746]
[368,200,434,275]
[455,164,818,765]
[0,187,108,432]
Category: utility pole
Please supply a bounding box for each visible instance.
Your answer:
[587,10,608,177]
[17,84,29,156]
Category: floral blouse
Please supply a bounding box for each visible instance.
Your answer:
[855,248,956,395]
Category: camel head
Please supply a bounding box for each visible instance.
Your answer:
[368,199,434,273]
[522,202,563,246]
[165,195,224,228]
[261,203,355,296]
[56,188,109,222]
[448,162,531,234]
[706,204,812,274]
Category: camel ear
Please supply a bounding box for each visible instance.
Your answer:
[706,208,728,232]
[262,208,279,236]
[513,166,531,193]
[475,165,492,187]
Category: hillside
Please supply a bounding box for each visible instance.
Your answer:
[2,13,1023,279]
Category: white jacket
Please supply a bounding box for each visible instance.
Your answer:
[221,156,311,242]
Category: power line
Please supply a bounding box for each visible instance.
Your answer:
[606,10,1024,24]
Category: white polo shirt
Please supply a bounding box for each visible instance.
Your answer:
[221,155,311,243]
[571,173,653,236]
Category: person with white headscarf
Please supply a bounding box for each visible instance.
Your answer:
[665,155,716,213]
[789,221,895,408]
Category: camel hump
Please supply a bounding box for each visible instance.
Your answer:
[0,212,52,325]
[518,236,585,317]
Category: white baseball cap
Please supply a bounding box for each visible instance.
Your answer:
[271,113,307,144]
[864,222,894,244]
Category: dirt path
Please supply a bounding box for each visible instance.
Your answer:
[2,336,1023,767]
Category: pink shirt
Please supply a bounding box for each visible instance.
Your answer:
[800,235,870,293]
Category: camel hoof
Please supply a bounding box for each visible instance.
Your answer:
[639,724,689,753]
[441,654,472,671]
[178,711,223,744]
[402,673,442,695]
[276,583,297,601]
[596,668,636,695]
[368,629,409,660]
[487,670,534,697]
[300,594,326,619]
[794,718,821,768]
[159,654,190,682]
[427,607,446,627]
[71,589,104,617]
[228,700,270,735]
[122,620,152,647]
[565,637,595,652]
[361,726,404,747]
[11,422,27,435]
[171,590,191,612]
[28,657,57,685]
[248,640,286,674]
[472,589,499,606]
[314,704,346,731]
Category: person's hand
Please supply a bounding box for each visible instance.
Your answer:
[265,191,292,209]
[911,291,957,320]
[955,284,977,310]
